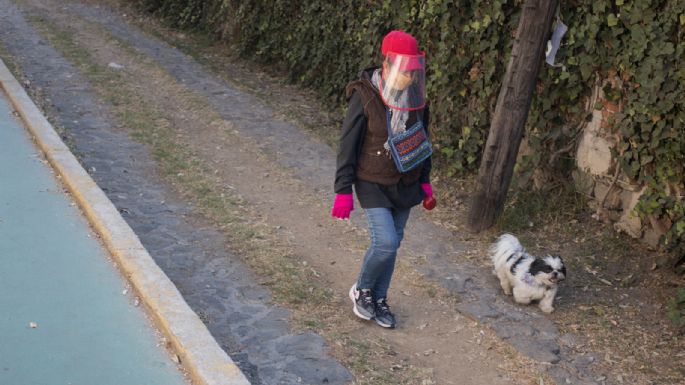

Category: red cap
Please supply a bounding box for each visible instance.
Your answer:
[382,30,421,56]
[381,30,424,71]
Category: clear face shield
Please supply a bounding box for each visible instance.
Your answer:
[380,53,426,111]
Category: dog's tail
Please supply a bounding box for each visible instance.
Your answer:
[489,233,524,266]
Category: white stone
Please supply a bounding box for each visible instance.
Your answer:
[576,116,613,176]
[613,189,644,239]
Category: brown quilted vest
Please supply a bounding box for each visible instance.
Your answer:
[345,77,423,186]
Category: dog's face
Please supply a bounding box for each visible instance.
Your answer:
[530,256,566,286]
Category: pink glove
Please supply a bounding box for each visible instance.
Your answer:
[331,194,354,219]
[421,183,433,198]
[421,183,436,210]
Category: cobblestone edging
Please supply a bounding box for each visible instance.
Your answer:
[1,2,609,384]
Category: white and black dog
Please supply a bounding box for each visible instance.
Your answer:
[490,234,566,313]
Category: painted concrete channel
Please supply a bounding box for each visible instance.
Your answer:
[0,59,250,385]
[0,1,610,384]
[0,78,191,385]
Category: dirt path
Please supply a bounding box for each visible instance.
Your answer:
[1,0,682,384]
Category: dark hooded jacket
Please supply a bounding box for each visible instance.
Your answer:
[334,67,431,209]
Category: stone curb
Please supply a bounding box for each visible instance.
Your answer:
[0,58,251,385]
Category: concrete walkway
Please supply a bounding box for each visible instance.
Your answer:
[0,88,188,384]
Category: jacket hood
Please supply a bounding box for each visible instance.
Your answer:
[358,66,379,83]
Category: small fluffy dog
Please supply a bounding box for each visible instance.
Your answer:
[490,234,566,313]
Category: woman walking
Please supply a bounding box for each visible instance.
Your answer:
[331,30,435,329]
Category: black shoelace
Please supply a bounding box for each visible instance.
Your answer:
[376,299,391,314]
[359,290,374,306]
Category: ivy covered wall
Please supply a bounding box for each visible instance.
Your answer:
[132,0,685,256]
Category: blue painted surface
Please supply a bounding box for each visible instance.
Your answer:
[0,90,187,385]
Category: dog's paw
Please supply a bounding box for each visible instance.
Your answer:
[513,296,532,305]
[502,287,512,296]
[540,305,555,313]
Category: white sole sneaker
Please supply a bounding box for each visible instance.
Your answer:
[374,317,395,328]
[349,284,373,320]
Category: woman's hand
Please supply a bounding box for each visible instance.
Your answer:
[420,183,433,198]
[421,183,436,210]
[331,194,354,219]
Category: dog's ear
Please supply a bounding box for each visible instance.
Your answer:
[556,256,567,276]
[530,258,552,275]
[550,255,566,275]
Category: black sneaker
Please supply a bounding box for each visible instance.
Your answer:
[374,299,396,328]
[349,284,375,320]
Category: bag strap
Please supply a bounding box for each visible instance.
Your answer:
[385,108,394,140]
[385,108,425,140]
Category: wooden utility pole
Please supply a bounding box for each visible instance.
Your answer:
[467,0,558,232]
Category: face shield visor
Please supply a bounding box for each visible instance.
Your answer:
[380,53,426,111]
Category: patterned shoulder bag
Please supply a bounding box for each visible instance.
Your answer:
[385,109,433,173]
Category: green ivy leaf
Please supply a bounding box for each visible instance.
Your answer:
[608,13,619,27]
[483,15,492,28]
[641,155,654,165]
[677,221,685,236]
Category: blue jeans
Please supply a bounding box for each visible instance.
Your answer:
[356,207,411,300]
